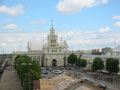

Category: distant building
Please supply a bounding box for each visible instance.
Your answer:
[102,47,112,55]
[92,49,102,55]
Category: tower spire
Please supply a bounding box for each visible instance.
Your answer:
[50,20,55,33]
[51,20,53,29]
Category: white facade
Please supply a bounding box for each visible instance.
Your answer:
[26,24,71,67]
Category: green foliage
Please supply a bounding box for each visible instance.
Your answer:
[106,58,119,74]
[81,59,87,68]
[92,57,104,71]
[67,53,77,66]
[14,55,41,90]
[76,58,81,67]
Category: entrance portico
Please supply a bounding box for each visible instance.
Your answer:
[52,59,57,67]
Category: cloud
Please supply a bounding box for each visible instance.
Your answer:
[99,26,110,33]
[1,30,120,53]
[29,19,46,25]
[0,4,24,16]
[56,0,108,14]
[114,22,120,27]
[5,24,18,30]
[112,16,120,20]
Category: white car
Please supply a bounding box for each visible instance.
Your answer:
[54,70,63,74]
[41,74,47,77]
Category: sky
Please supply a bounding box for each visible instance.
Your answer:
[0,0,120,53]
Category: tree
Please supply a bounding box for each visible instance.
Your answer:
[81,59,87,68]
[67,53,77,66]
[106,58,119,74]
[92,57,104,71]
[14,55,41,90]
[76,58,81,68]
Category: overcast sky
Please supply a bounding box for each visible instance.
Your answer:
[0,0,120,53]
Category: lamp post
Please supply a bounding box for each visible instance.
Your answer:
[46,58,48,68]
[64,56,66,68]
[21,63,32,90]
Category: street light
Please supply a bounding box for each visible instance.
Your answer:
[64,56,66,68]
[21,63,32,90]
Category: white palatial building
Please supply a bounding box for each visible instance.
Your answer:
[26,24,70,67]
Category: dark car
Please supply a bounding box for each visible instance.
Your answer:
[48,67,53,71]
[90,80,97,84]
[97,83,107,89]
[76,75,83,79]
[74,73,81,76]
[85,78,97,84]
[42,71,48,75]
[85,78,92,82]
[74,66,78,69]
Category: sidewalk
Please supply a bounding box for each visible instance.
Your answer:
[0,66,23,90]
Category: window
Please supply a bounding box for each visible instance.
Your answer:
[48,50,49,52]
[59,50,61,52]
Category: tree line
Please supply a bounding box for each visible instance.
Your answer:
[67,53,87,69]
[92,57,119,74]
[68,53,119,74]
[14,55,41,90]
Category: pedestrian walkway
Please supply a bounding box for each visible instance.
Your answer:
[0,66,23,90]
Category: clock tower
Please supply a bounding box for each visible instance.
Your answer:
[47,20,58,46]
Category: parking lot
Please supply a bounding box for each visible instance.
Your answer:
[41,67,120,90]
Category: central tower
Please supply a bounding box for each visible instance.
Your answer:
[47,20,58,46]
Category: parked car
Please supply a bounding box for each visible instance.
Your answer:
[41,74,47,77]
[73,66,78,69]
[89,80,97,84]
[53,70,63,74]
[48,67,53,71]
[75,75,83,79]
[51,70,55,73]
[74,73,81,76]
[85,78,97,84]
[60,67,64,70]
[97,83,107,89]
[81,77,87,80]
[42,71,48,75]
[85,78,92,82]
[41,67,46,70]
[66,66,74,70]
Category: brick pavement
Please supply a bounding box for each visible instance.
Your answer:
[0,66,23,90]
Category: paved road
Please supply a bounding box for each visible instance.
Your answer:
[0,65,23,90]
[65,69,120,90]
[42,69,120,90]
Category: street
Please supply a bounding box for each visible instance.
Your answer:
[42,68,120,90]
